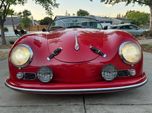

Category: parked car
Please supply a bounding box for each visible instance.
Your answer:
[5,16,147,94]
[108,24,147,36]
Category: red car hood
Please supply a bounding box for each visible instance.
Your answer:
[46,28,121,63]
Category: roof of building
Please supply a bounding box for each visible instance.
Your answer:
[4,16,20,26]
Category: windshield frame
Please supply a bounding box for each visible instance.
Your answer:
[48,16,103,30]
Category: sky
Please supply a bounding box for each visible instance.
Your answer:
[12,0,149,20]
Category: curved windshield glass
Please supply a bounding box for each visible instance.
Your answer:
[50,17,103,30]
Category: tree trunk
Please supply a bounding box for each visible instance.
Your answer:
[0,22,7,45]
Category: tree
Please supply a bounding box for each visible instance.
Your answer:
[0,0,58,45]
[91,0,152,32]
[77,9,90,16]
[65,10,70,16]
[20,17,32,29]
[22,10,31,17]
[18,10,32,29]
[40,17,53,25]
[116,14,123,18]
[34,0,59,16]
[125,10,149,26]
[0,0,24,45]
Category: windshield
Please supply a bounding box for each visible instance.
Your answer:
[50,17,103,30]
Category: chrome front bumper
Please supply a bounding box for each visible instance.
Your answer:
[5,78,147,94]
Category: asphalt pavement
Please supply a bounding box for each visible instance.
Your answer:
[0,52,152,113]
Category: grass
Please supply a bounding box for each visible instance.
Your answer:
[141,43,152,53]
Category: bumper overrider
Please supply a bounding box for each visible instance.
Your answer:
[5,74,147,94]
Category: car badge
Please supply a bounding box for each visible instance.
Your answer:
[74,32,80,51]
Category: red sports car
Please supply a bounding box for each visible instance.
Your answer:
[5,16,147,94]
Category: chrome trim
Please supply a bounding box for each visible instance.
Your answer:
[119,41,142,65]
[47,57,51,61]
[16,72,24,79]
[10,44,33,68]
[74,32,80,51]
[5,78,147,94]
[103,54,107,58]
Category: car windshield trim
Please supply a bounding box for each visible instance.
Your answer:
[48,16,103,30]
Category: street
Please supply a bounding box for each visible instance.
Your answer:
[0,52,152,113]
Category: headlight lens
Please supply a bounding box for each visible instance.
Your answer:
[119,42,141,64]
[10,44,33,67]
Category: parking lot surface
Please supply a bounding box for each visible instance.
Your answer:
[0,52,152,113]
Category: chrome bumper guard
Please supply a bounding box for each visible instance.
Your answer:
[5,78,147,94]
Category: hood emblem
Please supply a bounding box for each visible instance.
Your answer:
[74,32,80,51]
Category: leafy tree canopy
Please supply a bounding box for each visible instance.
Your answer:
[91,0,152,6]
[40,17,53,25]
[22,10,31,17]
[33,0,59,16]
[77,9,90,16]
[18,10,32,29]
[20,17,32,28]
[125,10,149,26]
[18,10,31,18]
[91,0,152,37]
[0,0,58,44]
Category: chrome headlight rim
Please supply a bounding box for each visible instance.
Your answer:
[119,41,142,65]
[10,44,33,68]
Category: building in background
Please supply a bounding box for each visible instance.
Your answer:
[3,16,20,37]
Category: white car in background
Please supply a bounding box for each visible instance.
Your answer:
[108,24,147,36]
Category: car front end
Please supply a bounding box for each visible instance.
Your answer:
[5,17,147,94]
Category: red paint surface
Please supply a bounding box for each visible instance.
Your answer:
[6,28,147,92]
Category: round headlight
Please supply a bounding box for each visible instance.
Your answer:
[10,44,33,68]
[119,42,141,64]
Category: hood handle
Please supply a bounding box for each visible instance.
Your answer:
[90,46,107,58]
[47,47,62,61]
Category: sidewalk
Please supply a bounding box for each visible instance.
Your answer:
[138,39,152,45]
